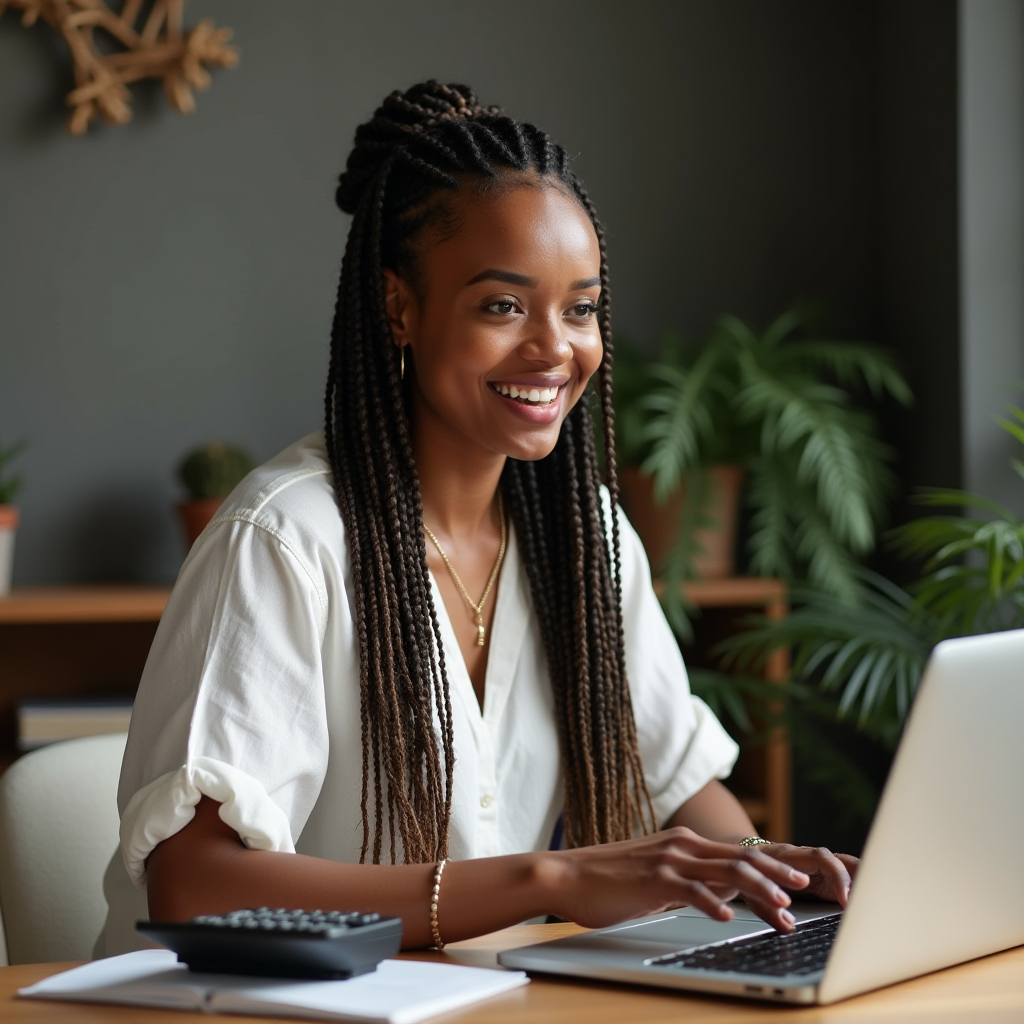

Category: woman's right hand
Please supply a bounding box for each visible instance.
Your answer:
[544,827,811,932]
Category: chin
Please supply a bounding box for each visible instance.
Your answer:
[500,432,562,463]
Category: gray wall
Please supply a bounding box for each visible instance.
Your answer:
[873,0,962,518]
[960,0,1024,514]
[1,1,884,583]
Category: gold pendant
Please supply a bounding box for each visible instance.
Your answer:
[475,615,486,647]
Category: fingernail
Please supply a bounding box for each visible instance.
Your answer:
[774,887,791,906]
[780,910,795,927]
[790,870,809,884]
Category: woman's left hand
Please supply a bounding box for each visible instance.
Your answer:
[755,844,858,906]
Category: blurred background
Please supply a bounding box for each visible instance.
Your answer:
[1,0,1022,853]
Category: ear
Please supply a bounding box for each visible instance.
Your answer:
[382,269,418,350]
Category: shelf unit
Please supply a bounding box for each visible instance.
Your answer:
[0,581,791,842]
[667,577,791,843]
[0,587,171,772]
[0,587,172,624]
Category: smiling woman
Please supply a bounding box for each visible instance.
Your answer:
[102,82,856,956]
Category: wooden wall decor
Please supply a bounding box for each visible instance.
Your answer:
[0,0,238,134]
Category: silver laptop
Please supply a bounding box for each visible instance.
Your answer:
[499,629,1024,1004]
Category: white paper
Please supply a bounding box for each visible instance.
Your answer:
[18,950,210,1010]
[19,949,529,1023]
[213,959,528,1024]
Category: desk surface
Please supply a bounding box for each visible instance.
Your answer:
[2,923,1022,1023]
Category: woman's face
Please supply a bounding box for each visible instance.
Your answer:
[385,182,604,463]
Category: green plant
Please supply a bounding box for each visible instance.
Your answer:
[887,406,1024,635]
[0,439,27,505]
[711,404,1024,829]
[178,442,255,501]
[616,308,912,603]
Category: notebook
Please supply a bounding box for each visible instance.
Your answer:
[19,949,529,1023]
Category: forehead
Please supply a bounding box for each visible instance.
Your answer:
[421,183,600,287]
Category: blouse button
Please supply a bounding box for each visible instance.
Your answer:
[480,794,493,808]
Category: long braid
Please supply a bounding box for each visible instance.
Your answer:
[327,82,654,862]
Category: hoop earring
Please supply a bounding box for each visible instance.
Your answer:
[400,346,405,380]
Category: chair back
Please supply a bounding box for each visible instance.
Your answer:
[0,733,127,964]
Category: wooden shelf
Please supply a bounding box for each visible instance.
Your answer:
[0,580,792,841]
[738,797,768,826]
[0,586,172,624]
[655,576,792,843]
[0,589,167,773]
[677,576,787,609]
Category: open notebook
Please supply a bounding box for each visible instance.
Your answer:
[19,949,528,1024]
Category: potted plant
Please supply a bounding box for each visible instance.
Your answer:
[715,403,1024,828]
[0,439,27,597]
[177,442,255,550]
[614,306,913,633]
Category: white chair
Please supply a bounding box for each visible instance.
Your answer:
[0,733,127,964]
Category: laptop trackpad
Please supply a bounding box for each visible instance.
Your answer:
[591,913,769,952]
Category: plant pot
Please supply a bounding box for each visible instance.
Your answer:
[618,465,744,580]
[177,498,225,552]
[0,505,20,596]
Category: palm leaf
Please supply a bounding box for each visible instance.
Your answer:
[656,467,717,644]
[780,340,914,405]
[639,344,728,500]
[744,456,795,581]
[735,375,878,552]
[719,570,933,737]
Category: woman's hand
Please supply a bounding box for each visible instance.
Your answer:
[756,844,859,907]
[545,827,810,932]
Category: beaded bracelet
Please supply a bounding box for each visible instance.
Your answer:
[430,858,447,950]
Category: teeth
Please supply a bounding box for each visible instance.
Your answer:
[494,384,560,403]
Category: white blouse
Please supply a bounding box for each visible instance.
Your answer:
[105,433,738,948]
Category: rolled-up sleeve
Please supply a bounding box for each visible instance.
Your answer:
[612,499,740,825]
[118,517,330,889]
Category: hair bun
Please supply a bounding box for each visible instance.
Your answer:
[336,81,502,214]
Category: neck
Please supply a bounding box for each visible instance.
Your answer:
[413,396,506,539]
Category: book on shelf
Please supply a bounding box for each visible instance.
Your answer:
[17,697,134,751]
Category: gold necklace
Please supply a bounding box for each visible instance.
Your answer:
[423,494,506,647]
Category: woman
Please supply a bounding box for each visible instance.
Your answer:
[109,82,856,952]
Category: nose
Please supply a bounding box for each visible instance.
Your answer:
[518,309,572,366]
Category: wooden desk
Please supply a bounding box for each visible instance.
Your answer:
[2,924,1021,1022]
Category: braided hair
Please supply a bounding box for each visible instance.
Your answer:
[325,81,655,863]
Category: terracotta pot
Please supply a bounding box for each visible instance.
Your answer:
[0,505,19,597]
[177,498,225,551]
[618,465,744,580]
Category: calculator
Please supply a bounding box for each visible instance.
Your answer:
[138,907,404,979]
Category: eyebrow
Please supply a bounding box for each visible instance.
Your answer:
[465,269,602,290]
[465,269,538,288]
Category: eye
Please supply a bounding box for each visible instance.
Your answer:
[483,299,519,316]
[568,302,598,319]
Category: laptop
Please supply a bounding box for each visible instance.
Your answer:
[499,629,1024,1004]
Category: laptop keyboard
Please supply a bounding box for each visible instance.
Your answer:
[648,912,841,978]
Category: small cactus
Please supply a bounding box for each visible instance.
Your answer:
[178,442,255,501]
[0,439,27,505]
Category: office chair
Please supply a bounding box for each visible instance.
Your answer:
[0,733,127,964]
